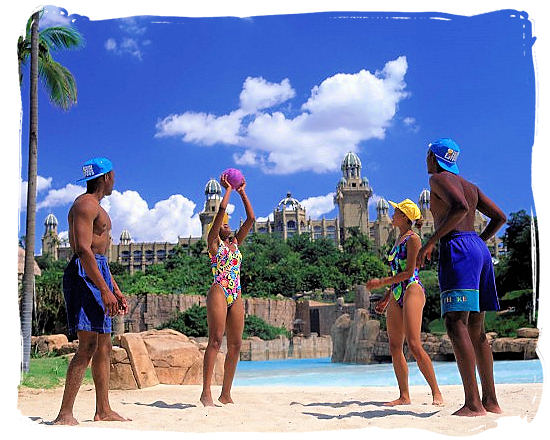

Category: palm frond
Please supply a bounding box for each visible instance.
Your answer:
[40,26,85,51]
[38,57,78,110]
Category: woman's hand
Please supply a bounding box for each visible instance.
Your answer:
[220,174,231,190]
[236,178,247,196]
[366,278,384,290]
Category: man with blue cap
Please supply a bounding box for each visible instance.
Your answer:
[53,158,130,425]
[417,138,506,417]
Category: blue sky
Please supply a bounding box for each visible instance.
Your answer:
[19,6,536,251]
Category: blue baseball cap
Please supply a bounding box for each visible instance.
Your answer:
[77,157,113,182]
[428,138,460,174]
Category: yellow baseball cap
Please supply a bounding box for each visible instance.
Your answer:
[207,212,229,233]
[388,199,421,222]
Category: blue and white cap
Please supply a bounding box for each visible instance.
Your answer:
[428,138,460,174]
[77,157,113,182]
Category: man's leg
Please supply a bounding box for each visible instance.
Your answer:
[444,311,486,416]
[467,312,502,413]
[52,331,98,425]
[92,333,130,421]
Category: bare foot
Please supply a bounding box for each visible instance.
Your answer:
[219,394,234,404]
[384,397,411,406]
[94,410,131,422]
[483,399,502,414]
[52,413,79,425]
[452,404,487,417]
[200,392,216,407]
[432,392,445,406]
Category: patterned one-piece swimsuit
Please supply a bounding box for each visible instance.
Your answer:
[210,240,242,307]
[387,233,423,307]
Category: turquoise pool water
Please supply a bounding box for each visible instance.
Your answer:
[233,358,543,387]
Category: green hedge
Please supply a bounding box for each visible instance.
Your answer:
[157,305,290,340]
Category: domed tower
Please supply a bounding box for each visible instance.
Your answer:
[373,197,393,250]
[42,213,59,259]
[199,178,223,240]
[334,151,373,240]
[418,188,434,238]
[376,197,389,219]
[120,229,132,245]
[273,192,307,239]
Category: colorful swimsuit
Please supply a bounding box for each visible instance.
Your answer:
[387,233,423,307]
[210,240,242,307]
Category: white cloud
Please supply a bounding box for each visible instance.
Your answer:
[105,17,148,60]
[101,190,202,243]
[40,6,72,28]
[105,38,117,51]
[58,230,69,246]
[257,213,274,222]
[239,77,295,113]
[368,193,383,208]
[20,175,53,211]
[226,203,235,215]
[156,56,410,174]
[119,17,147,35]
[403,116,420,132]
[155,110,245,145]
[36,183,85,210]
[300,192,336,219]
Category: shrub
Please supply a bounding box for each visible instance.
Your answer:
[157,304,208,337]
[243,315,291,340]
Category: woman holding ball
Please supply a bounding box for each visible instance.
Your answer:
[200,170,255,406]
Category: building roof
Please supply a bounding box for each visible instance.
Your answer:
[205,178,222,196]
[277,192,303,211]
[341,151,362,172]
[44,213,58,226]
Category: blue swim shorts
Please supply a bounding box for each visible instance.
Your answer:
[63,254,112,336]
[438,231,500,316]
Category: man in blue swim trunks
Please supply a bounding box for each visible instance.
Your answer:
[53,158,130,425]
[417,138,506,417]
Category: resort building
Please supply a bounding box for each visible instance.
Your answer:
[42,152,503,273]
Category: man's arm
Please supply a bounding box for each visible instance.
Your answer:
[476,186,507,241]
[71,198,119,316]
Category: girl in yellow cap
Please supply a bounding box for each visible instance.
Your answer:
[366,199,443,407]
[200,173,255,407]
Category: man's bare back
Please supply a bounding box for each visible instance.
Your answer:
[68,194,111,256]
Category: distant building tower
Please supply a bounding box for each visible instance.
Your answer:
[273,192,307,239]
[120,229,132,245]
[199,178,223,240]
[42,213,59,259]
[334,151,373,240]
[373,198,393,250]
[418,188,434,239]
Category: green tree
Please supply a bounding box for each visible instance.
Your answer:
[496,210,536,294]
[18,10,84,372]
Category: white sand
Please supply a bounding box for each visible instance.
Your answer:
[17,383,541,435]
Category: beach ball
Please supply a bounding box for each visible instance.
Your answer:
[222,168,245,189]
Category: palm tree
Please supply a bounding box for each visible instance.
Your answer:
[18,9,84,373]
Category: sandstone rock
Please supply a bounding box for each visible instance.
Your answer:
[516,328,539,339]
[34,334,69,354]
[56,341,79,355]
[330,314,351,362]
[487,332,498,340]
[524,339,538,360]
[118,333,159,388]
[343,309,380,363]
[109,346,138,390]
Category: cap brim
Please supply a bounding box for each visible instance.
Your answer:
[76,171,108,183]
[435,158,459,175]
[388,201,399,209]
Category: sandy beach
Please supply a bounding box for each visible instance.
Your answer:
[17,383,541,435]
